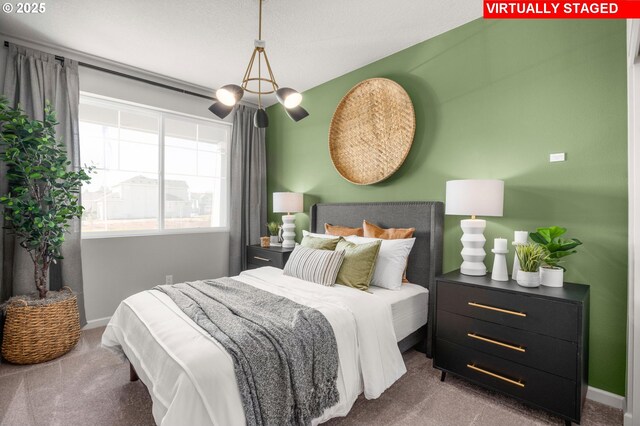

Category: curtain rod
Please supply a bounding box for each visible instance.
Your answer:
[3,40,215,101]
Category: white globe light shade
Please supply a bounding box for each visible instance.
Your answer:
[284,92,302,108]
[216,84,244,106]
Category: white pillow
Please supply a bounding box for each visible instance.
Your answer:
[345,235,415,290]
[302,230,340,240]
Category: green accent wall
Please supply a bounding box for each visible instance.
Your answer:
[266,19,627,395]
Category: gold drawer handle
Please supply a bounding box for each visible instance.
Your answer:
[467,333,526,353]
[468,302,526,317]
[253,256,271,262]
[467,364,525,388]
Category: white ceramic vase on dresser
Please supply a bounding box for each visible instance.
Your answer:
[516,270,540,287]
[540,267,564,287]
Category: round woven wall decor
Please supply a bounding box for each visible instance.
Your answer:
[329,78,415,185]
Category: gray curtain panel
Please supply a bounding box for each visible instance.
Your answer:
[228,105,267,276]
[1,44,86,325]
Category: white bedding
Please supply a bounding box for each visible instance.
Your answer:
[102,267,407,426]
[367,283,429,341]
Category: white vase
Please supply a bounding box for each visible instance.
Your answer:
[516,270,540,288]
[540,267,564,287]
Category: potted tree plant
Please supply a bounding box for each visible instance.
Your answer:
[0,98,92,364]
[514,243,547,288]
[529,226,582,287]
[267,221,280,246]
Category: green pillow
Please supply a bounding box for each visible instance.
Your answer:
[300,234,339,250]
[335,238,381,291]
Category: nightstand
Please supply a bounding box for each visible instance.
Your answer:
[434,270,589,426]
[245,245,293,270]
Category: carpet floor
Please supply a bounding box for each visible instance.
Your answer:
[0,327,623,426]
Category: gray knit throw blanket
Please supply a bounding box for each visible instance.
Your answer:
[155,278,340,426]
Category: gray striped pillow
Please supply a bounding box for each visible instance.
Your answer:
[283,246,345,286]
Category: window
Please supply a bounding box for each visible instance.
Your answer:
[79,95,230,236]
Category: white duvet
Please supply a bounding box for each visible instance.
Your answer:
[102,266,407,425]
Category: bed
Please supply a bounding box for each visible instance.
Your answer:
[102,201,444,425]
[309,201,444,355]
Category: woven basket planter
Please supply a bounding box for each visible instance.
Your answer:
[1,288,80,365]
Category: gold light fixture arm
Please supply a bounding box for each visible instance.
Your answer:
[242,48,258,88]
[239,0,279,96]
[262,49,279,90]
[258,50,262,107]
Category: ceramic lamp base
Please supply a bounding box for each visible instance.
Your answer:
[281,214,296,249]
[460,219,487,276]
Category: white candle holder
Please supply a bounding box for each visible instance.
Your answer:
[512,241,525,280]
[491,248,509,281]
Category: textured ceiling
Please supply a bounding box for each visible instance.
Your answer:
[0,0,482,105]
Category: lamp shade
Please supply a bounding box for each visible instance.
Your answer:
[208,102,234,119]
[285,105,309,122]
[445,179,504,217]
[216,84,244,106]
[276,87,302,109]
[254,108,269,128]
[273,192,303,213]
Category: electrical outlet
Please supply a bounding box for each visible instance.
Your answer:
[165,275,173,285]
[549,152,566,162]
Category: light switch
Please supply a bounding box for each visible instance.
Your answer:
[549,153,566,162]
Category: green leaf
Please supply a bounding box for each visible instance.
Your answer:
[0,97,92,294]
[529,232,547,244]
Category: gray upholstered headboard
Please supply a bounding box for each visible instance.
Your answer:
[309,201,444,356]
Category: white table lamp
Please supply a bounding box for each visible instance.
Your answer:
[273,192,303,249]
[445,180,504,276]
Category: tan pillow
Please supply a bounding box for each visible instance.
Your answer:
[325,223,364,237]
[363,220,415,283]
[363,220,415,239]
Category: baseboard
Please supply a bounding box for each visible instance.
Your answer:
[623,412,633,426]
[587,386,625,410]
[82,316,111,330]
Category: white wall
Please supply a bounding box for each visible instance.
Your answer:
[82,232,228,322]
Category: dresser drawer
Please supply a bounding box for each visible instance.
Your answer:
[437,310,577,380]
[247,246,287,268]
[437,281,579,341]
[436,339,577,421]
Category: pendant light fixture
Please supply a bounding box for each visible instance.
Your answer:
[208,0,308,127]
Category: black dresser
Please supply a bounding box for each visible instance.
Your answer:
[245,245,293,270]
[434,271,589,425]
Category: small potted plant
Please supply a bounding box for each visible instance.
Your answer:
[267,221,280,246]
[514,243,547,288]
[529,226,582,287]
